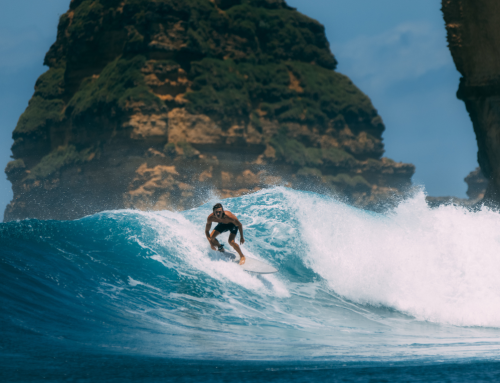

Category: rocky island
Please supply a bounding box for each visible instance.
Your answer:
[4,0,414,221]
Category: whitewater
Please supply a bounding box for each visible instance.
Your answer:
[2,187,500,381]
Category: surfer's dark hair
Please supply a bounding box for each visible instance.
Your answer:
[213,203,223,211]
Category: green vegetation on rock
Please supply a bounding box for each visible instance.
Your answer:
[224,2,336,68]
[186,58,378,133]
[23,0,367,139]
[5,159,26,174]
[14,97,65,137]
[69,0,105,39]
[287,62,378,127]
[269,128,355,167]
[14,68,66,138]
[27,145,97,180]
[34,68,65,99]
[322,147,355,166]
[67,56,161,117]
[45,0,337,69]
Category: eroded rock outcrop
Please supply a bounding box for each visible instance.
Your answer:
[426,167,488,208]
[465,167,488,200]
[442,0,500,206]
[5,0,414,221]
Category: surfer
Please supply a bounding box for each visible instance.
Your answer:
[206,203,246,265]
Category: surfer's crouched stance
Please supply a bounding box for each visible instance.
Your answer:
[205,203,246,265]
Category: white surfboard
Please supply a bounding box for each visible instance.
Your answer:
[208,249,278,274]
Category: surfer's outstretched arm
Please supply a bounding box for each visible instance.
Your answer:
[205,220,212,240]
[205,220,217,250]
[236,219,244,245]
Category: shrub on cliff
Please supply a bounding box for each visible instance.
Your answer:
[270,128,355,167]
[186,58,379,133]
[14,68,65,138]
[27,146,97,180]
[67,56,162,118]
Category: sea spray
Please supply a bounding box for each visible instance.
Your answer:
[293,189,500,327]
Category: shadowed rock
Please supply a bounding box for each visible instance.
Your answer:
[442,0,500,207]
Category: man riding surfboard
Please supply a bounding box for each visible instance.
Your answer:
[205,203,246,265]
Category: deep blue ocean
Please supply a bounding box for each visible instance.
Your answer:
[1,187,500,382]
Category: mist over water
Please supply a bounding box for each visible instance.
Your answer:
[1,187,500,379]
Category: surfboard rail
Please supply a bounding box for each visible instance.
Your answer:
[208,249,278,274]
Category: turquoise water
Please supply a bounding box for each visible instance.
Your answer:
[1,187,500,381]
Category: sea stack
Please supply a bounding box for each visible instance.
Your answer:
[4,0,414,221]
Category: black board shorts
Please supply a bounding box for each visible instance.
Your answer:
[214,223,238,235]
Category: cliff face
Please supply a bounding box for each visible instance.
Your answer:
[442,0,500,205]
[5,0,414,221]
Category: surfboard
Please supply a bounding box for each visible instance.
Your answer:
[208,249,278,274]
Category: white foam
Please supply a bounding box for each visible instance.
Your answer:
[128,276,162,292]
[290,189,500,327]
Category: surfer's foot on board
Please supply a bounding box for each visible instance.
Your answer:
[239,255,246,265]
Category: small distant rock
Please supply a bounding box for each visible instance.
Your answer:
[426,167,488,208]
[465,167,488,200]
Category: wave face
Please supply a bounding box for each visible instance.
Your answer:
[1,187,500,363]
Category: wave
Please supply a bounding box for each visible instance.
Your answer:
[1,187,500,361]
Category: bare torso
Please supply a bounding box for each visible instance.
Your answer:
[207,210,238,224]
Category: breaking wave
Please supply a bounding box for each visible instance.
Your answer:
[1,187,500,363]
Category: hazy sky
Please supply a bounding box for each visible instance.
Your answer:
[0,0,476,219]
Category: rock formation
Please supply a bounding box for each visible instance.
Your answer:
[442,0,500,206]
[426,167,488,208]
[465,167,488,200]
[4,0,414,221]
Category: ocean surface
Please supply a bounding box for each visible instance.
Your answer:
[1,187,500,382]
